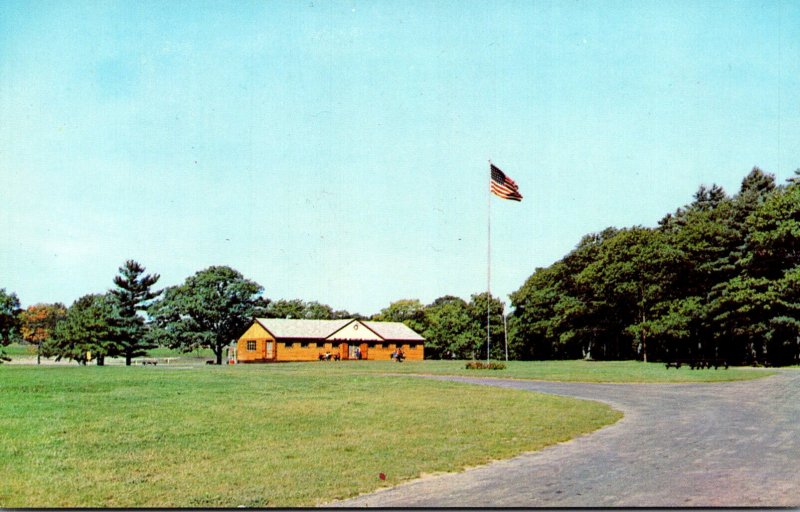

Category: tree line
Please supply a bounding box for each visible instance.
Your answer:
[1,166,798,366]
[0,262,508,365]
[0,264,267,365]
[508,167,800,367]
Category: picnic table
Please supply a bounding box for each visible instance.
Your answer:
[665,359,728,370]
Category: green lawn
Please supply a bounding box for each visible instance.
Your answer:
[0,365,620,507]
[2,343,35,357]
[266,359,773,383]
[2,347,772,381]
[1,343,214,360]
[144,346,215,358]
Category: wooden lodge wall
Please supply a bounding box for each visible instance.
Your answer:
[239,340,424,362]
[236,319,424,362]
[237,322,275,363]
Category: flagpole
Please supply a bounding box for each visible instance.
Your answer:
[504,306,509,362]
[488,162,522,364]
[487,160,492,363]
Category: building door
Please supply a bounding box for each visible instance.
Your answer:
[266,341,273,360]
[360,343,368,360]
[340,343,348,360]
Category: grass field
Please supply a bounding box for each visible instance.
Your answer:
[2,343,34,357]
[263,359,773,383]
[0,365,621,507]
[143,346,215,358]
[2,343,215,359]
[3,343,772,383]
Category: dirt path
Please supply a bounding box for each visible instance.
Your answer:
[329,370,800,507]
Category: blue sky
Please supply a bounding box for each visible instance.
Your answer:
[1,0,799,315]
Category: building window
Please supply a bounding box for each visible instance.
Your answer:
[375,344,383,349]
[388,344,396,350]
[247,340,256,351]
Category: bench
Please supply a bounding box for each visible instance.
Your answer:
[665,359,728,370]
[141,359,158,366]
[690,359,728,370]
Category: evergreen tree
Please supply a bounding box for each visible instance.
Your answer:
[110,260,161,366]
[50,294,118,365]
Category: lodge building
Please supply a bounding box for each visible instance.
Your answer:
[236,318,424,362]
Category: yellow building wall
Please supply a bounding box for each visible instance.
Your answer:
[236,319,425,362]
[240,322,271,340]
[274,341,424,361]
[274,342,335,361]
[403,343,424,360]
[237,339,263,362]
[369,343,424,360]
[237,322,276,362]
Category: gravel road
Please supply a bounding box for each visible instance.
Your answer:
[329,370,800,507]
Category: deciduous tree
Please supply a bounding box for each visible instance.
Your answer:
[148,266,266,364]
[577,227,686,362]
[0,288,21,363]
[373,299,428,336]
[468,292,506,360]
[422,296,479,359]
[19,303,67,364]
[265,299,346,320]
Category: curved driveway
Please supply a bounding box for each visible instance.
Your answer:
[331,370,800,507]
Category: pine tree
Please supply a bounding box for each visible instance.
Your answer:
[50,294,118,365]
[110,260,161,365]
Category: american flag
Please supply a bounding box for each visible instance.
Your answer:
[490,163,523,201]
